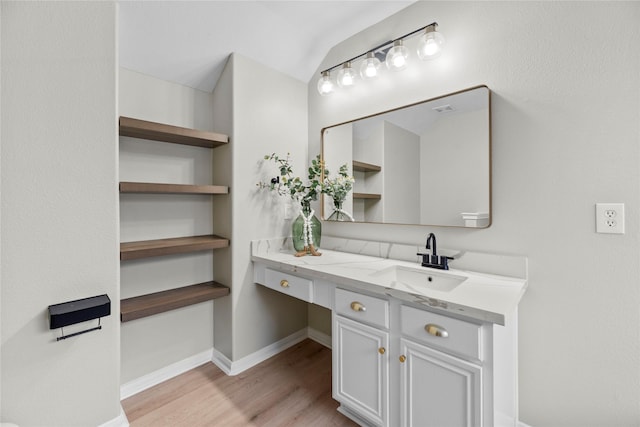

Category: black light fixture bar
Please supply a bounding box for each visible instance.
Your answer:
[320,22,438,75]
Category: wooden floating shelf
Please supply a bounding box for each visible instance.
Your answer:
[353,193,382,200]
[119,182,228,195]
[352,160,381,172]
[119,116,229,148]
[120,235,229,261]
[120,281,230,322]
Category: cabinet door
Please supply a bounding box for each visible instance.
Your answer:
[400,338,482,427]
[334,315,389,426]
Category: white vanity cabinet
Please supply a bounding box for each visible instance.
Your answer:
[262,268,313,302]
[333,287,505,427]
[399,305,484,427]
[399,339,482,427]
[334,316,389,426]
[251,247,523,427]
[333,288,390,426]
[253,264,335,309]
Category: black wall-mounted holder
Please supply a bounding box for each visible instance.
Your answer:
[48,294,111,341]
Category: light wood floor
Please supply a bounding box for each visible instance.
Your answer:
[122,339,357,426]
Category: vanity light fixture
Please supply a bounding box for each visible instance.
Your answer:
[337,62,357,88]
[417,23,445,60]
[316,21,444,95]
[317,70,334,96]
[385,39,409,71]
[360,52,381,80]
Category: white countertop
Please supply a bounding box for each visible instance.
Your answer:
[252,244,527,326]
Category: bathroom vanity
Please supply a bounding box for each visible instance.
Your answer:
[252,238,527,427]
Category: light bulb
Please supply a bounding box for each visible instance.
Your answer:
[417,24,445,60]
[337,62,357,88]
[359,52,381,80]
[385,40,409,71]
[317,71,334,96]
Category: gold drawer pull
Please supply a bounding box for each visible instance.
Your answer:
[378,347,386,355]
[425,323,448,338]
[399,355,406,363]
[280,279,289,288]
[350,301,366,312]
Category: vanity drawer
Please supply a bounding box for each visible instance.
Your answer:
[335,288,389,329]
[401,305,483,361]
[263,268,313,303]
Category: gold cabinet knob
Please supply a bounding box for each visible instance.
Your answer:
[280,279,289,288]
[425,323,448,338]
[350,301,366,312]
[399,355,407,363]
[378,347,386,355]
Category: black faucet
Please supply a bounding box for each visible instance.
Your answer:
[426,233,437,257]
[417,233,453,270]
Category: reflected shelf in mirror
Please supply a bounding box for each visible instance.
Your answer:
[352,160,381,172]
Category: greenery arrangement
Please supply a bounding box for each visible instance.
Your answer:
[323,163,355,207]
[258,152,355,255]
[259,152,327,206]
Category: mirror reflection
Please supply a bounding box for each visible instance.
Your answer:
[321,85,491,228]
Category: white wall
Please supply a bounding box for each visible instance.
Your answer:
[118,68,218,383]
[309,2,640,425]
[420,108,489,225]
[383,122,420,224]
[211,57,234,360]
[1,2,120,425]
[119,68,215,132]
[322,122,353,219]
[213,54,310,361]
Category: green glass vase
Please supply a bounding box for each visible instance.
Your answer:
[292,202,321,252]
[327,199,353,222]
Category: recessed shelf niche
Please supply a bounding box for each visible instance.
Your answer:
[118,116,230,321]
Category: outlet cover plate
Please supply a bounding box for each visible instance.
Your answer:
[596,203,625,234]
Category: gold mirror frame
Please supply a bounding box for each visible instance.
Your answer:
[321,85,491,228]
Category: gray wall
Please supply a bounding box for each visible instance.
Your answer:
[309,2,640,425]
[420,109,488,225]
[1,2,120,425]
[383,121,420,224]
[214,54,310,361]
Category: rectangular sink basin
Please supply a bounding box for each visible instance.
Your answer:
[370,265,467,293]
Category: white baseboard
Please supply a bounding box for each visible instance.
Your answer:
[212,328,308,376]
[518,422,532,427]
[210,346,233,375]
[120,328,327,400]
[211,327,331,376]
[120,348,213,400]
[97,406,129,427]
[307,327,331,349]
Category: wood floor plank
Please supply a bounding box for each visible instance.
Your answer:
[122,339,357,426]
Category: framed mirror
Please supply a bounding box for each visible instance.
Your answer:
[321,85,491,228]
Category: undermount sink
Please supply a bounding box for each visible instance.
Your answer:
[371,265,468,293]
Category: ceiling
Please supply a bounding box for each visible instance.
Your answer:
[119,1,415,93]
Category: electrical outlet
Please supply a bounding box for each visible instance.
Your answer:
[596,203,625,234]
